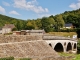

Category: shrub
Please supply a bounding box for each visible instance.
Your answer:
[77,40,80,54]
[0,57,14,60]
[60,28,77,32]
[4,33,13,35]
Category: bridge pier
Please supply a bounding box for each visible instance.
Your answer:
[63,45,67,53]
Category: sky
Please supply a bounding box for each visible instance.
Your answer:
[0,0,80,20]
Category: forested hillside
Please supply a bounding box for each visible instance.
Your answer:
[0,9,80,32]
[0,14,27,30]
[62,9,80,28]
[50,9,80,28]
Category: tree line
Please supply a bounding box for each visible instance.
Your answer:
[0,9,80,32]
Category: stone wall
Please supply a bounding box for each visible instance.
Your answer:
[0,35,42,43]
[0,41,59,58]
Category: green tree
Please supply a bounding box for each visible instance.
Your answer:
[55,15,65,31]
[26,21,35,30]
[35,18,42,29]
[41,17,55,32]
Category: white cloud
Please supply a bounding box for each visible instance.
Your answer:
[2,1,10,6]
[0,6,6,13]
[78,0,80,2]
[69,0,80,9]
[38,14,53,18]
[9,10,20,15]
[45,8,49,12]
[13,0,49,13]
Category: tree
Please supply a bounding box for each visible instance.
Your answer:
[55,15,65,31]
[26,21,35,30]
[35,18,42,29]
[77,39,80,53]
[41,17,55,32]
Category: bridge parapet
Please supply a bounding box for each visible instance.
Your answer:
[43,35,77,41]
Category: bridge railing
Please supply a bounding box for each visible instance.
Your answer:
[43,35,77,41]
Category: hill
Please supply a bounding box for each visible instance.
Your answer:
[0,14,27,30]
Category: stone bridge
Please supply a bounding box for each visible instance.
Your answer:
[43,35,77,53]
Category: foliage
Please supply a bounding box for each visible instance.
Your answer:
[12,27,18,31]
[58,52,80,60]
[35,19,42,29]
[59,52,76,57]
[73,54,80,60]
[41,17,55,32]
[4,33,13,35]
[76,28,80,38]
[0,57,31,60]
[0,57,14,60]
[0,14,27,31]
[60,28,77,32]
[77,40,80,53]
[62,9,80,28]
[54,15,65,31]
[26,21,35,30]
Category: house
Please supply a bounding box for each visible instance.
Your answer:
[21,30,26,35]
[28,30,45,35]
[13,29,45,35]
[2,24,15,34]
[13,31,21,35]
[21,30,45,35]
[26,30,30,35]
[63,23,73,29]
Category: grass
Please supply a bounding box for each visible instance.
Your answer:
[73,54,80,60]
[58,52,80,60]
[58,52,76,56]
[48,32,77,37]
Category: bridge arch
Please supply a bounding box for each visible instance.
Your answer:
[54,42,63,52]
[74,43,77,50]
[66,42,72,52]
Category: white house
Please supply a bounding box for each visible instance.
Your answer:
[63,23,74,29]
[2,24,15,34]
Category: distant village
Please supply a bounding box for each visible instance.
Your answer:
[0,23,76,35]
[0,24,45,35]
[0,23,75,35]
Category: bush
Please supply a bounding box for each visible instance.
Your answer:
[60,28,77,32]
[4,33,13,35]
[76,28,80,38]
[77,40,80,54]
[0,57,14,60]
